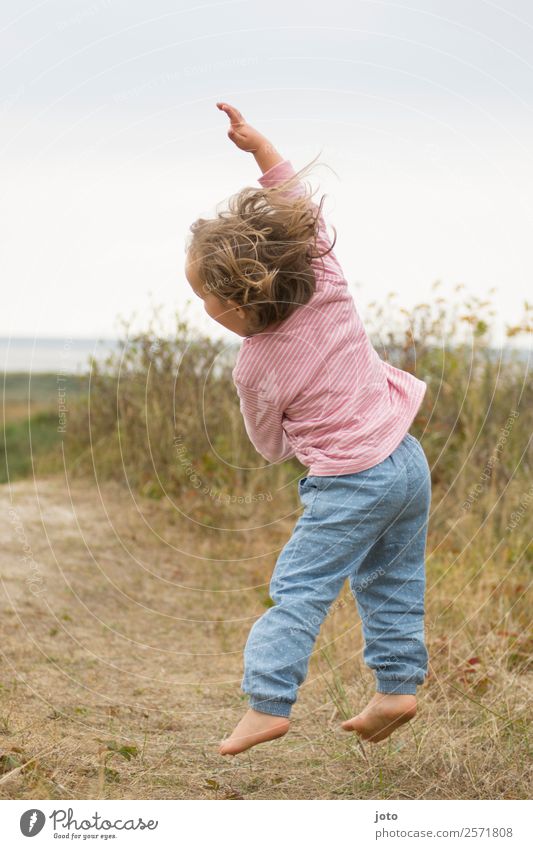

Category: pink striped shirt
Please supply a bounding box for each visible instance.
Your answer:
[232,160,427,476]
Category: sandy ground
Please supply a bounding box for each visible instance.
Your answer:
[0,476,530,800]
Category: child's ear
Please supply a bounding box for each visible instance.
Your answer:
[227,298,246,319]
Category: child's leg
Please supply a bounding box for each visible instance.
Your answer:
[219,497,353,755]
[220,445,413,754]
[240,484,356,719]
[343,435,431,741]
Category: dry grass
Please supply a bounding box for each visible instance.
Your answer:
[2,289,531,798]
[0,474,530,800]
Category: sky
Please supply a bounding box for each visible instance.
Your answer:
[1,0,532,346]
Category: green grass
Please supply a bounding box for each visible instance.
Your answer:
[1,372,89,483]
[1,411,59,482]
[2,371,88,406]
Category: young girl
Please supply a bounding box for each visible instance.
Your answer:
[185,103,431,756]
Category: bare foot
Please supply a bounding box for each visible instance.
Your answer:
[341,692,417,743]
[219,708,290,755]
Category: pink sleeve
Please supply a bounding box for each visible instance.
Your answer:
[258,159,343,278]
[235,381,295,464]
[257,159,301,189]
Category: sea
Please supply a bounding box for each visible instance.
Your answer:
[0,337,121,374]
[0,336,529,374]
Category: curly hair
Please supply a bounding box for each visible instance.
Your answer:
[187,159,337,334]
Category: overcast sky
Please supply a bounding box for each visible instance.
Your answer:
[2,0,532,345]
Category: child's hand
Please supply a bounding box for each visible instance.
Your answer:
[216,102,266,152]
[216,102,284,173]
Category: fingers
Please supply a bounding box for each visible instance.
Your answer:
[216,101,245,126]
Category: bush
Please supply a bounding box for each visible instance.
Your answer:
[65,314,301,501]
[63,289,532,532]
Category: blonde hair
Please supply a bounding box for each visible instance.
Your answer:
[187,159,336,333]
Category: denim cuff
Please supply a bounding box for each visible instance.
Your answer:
[376,677,419,695]
[249,696,293,717]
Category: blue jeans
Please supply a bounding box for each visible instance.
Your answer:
[242,433,432,717]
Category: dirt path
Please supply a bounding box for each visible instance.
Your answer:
[0,477,529,799]
[0,475,340,799]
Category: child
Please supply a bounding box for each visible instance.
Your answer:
[185,103,431,756]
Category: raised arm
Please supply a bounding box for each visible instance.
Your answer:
[216,102,283,174]
[216,101,343,280]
